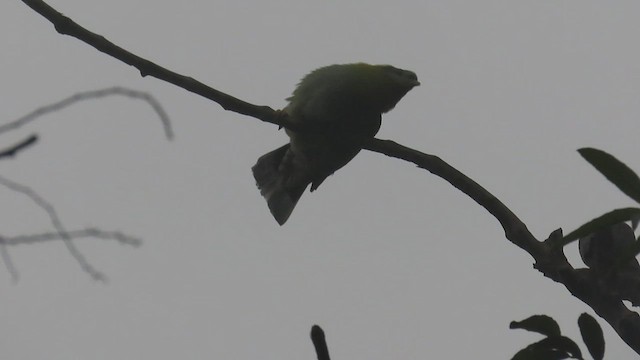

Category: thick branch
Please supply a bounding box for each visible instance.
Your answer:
[535,233,640,352]
[20,0,640,354]
[365,141,640,353]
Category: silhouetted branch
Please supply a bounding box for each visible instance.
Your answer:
[0,87,173,140]
[20,0,287,130]
[0,134,38,159]
[19,0,640,354]
[1,228,141,247]
[364,139,546,258]
[311,325,331,360]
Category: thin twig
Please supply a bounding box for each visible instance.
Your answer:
[0,174,105,281]
[0,87,173,140]
[363,138,546,259]
[0,134,38,159]
[0,240,19,283]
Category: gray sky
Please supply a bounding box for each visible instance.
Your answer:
[1,0,639,358]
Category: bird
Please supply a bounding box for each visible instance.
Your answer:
[252,63,420,225]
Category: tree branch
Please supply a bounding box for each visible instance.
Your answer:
[1,228,141,247]
[19,0,640,354]
[0,241,19,283]
[20,0,288,129]
[0,87,173,140]
[365,141,640,353]
[0,174,107,281]
[0,228,140,282]
[0,134,38,159]
[363,139,547,259]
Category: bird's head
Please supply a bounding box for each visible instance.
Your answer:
[350,63,420,113]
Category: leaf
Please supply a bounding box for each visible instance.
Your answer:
[578,313,605,360]
[510,315,561,337]
[578,148,640,204]
[511,347,568,360]
[539,336,584,360]
[561,207,640,245]
[511,336,582,360]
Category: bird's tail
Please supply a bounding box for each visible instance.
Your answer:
[252,144,308,225]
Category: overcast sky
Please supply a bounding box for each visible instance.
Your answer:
[1,1,639,359]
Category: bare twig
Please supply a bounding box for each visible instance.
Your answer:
[0,241,19,283]
[0,228,140,281]
[311,325,331,360]
[0,87,173,140]
[20,0,287,130]
[363,139,640,353]
[0,134,38,159]
[0,87,160,280]
[18,0,640,354]
[363,139,547,259]
[1,228,141,247]
[0,174,105,281]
